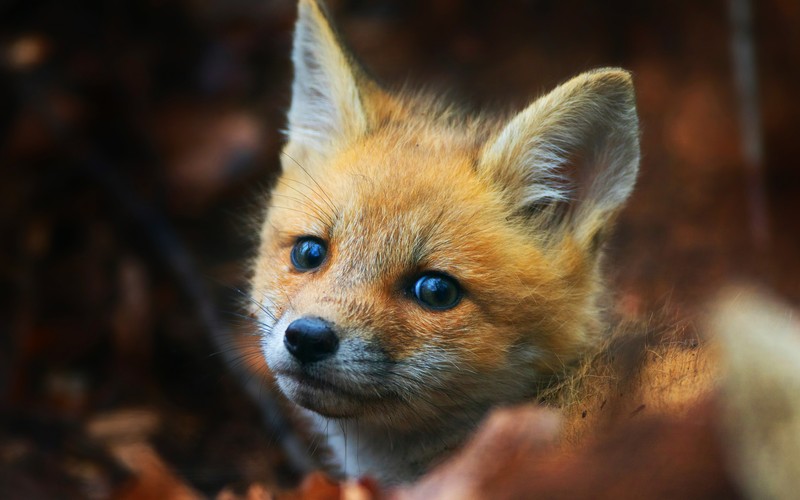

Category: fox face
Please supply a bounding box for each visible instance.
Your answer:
[250,0,639,482]
[258,130,587,422]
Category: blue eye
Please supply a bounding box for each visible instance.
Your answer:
[291,237,327,271]
[414,273,461,310]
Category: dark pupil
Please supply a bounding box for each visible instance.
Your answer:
[292,238,326,270]
[415,274,459,309]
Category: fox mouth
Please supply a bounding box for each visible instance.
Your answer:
[274,368,391,418]
[277,369,364,398]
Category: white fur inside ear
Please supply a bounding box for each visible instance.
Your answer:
[483,118,573,207]
[479,69,640,239]
[286,0,366,153]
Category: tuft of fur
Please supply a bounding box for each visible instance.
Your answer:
[538,312,719,445]
[250,0,640,484]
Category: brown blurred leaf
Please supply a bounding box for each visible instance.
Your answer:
[112,443,202,500]
[394,399,738,500]
[157,106,264,212]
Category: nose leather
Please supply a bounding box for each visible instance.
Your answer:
[284,316,340,363]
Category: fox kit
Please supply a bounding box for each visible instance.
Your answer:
[250,0,639,484]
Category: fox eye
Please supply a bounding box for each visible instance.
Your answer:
[291,237,327,271]
[414,273,461,310]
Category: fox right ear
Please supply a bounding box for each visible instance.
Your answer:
[285,0,369,157]
[478,69,640,249]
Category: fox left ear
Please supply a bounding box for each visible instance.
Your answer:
[285,0,372,157]
[478,68,640,248]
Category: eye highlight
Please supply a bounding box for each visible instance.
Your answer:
[291,237,327,271]
[413,273,461,310]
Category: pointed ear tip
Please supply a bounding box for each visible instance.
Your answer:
[585,68,636,95]
[584,67,633,85]
[296,0,324,21]
[294,0,339,53]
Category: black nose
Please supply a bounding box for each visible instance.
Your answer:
[284,317,339,363]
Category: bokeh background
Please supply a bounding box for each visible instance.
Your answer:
[1,0,798,497]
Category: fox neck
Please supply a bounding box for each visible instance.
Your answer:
[299,404,486,484]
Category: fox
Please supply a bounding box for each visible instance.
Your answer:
[249,0,643,485]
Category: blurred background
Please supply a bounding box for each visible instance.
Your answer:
[1,0,798,497]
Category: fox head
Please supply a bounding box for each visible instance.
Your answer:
[252,0,639,427]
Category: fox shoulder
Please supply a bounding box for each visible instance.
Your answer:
[543,316,718,444]
[547,286,800,500]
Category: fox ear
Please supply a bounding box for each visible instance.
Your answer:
[286,0,369,155]
[478,69,640,247]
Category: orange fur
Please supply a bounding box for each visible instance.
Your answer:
[544,319,719,445]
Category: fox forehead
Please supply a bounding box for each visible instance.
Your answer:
[270,123,546,286]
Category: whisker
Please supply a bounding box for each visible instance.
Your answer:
[276,178,337,224]
[227,286,278,322]
[271,191,335,228]
[281,151,339,217]
[269,205,335,228]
